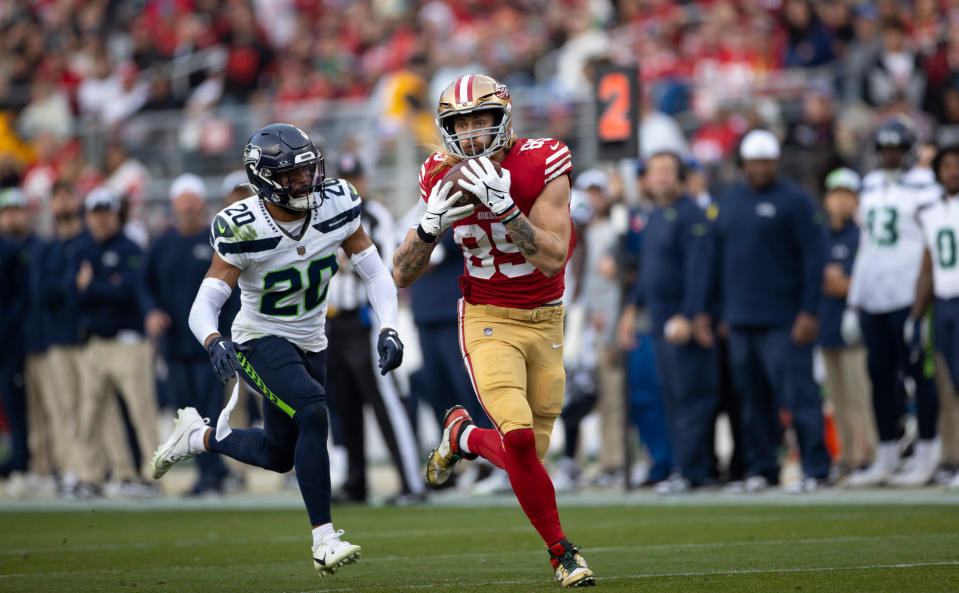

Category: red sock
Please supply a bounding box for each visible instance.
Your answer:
[465,427,507,470]
[502,429,565,546]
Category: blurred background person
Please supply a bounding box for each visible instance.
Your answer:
[844,118,941,488]
[325,153,425,505]
[36,182,92,497]
[0,188,36,485]
[616,165,673,488]
[142,173,233,496]
[818,168,878,481]
[713,130,830,493]
[620,152,718,494]
[72,187,159,496]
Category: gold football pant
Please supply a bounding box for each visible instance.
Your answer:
[457,300,565,459]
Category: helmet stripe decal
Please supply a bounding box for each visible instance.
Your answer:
[457,75,470,104]
[466,74,474,102]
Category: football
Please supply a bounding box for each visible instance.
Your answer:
[442,158,501,206]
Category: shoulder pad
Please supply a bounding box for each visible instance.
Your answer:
[210,197,280,255]
[314,178,362,233]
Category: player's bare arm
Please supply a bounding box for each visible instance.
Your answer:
[393,228,439,288]
[911,248,934,320]
[504,176,571,277]
[341,224,374,257]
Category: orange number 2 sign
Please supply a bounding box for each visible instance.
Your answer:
[597,72,632,142]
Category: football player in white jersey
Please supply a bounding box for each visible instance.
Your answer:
[912,145,959,487]
[149,124,405,576]
[843,117,941,487]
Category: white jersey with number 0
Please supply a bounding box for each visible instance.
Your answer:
[918,195,959,299]
[210,179,363,351]
[847,168,940,313]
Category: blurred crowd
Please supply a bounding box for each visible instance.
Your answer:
[4,0,959,499]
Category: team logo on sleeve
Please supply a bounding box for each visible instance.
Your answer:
[212,215,234,239]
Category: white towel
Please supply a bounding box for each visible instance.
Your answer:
[216,380,241,441]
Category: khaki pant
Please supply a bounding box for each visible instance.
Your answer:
[822,346,877,467]
[24,353,53,475]
[74,336,158,483]
[936,353,959,464]
[458,301,565,459]
[597,351,625,471]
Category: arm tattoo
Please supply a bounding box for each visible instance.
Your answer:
[505,215,539,257]
[394,236,435,281]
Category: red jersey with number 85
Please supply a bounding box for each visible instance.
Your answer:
[418,138,576,309]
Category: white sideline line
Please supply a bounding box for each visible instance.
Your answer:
[0,511,916,556]
[2,534,957,580]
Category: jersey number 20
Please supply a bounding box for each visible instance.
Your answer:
[260,255,338,317]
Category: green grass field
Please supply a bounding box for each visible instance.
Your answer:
[1,496,958,593]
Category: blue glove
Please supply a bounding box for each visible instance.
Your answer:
[377,328,404,375]
[207,336,242,383]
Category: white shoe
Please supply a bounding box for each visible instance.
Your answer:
[948,469,959,490]
[655,474,691,495]
[723,475,768,494]
[782,475,826,494]
[889,439,941,487]
[150,407,209,479]
[845,442,899,488]
[551,457,581,492]
[312,530,361,575]
[472,469,511,495]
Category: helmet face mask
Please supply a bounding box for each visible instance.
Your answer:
[437,74,512,159]
[244,124,326,211]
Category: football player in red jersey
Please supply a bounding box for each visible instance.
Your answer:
[393,74,593,588]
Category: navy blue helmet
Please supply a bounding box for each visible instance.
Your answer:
[243,123,325,211]
[873,117,917,171]
[874,117,916,151]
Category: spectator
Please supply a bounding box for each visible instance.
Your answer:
[620,152,718,494]
[72,187,159,493]
[16,79,74,141]
[861,18,927,109]
[712,130,831,493]
[142,173,232,496]
[782,81,841,201]
[818,168,878,479]
[781,0,835,68]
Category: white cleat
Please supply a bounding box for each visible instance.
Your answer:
[845,442,900,488]
[150,407,209,479]
[889,439,941,487]
[312,530,361,575]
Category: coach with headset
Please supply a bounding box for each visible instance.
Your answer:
[619,151,718,493]
[711,130,831,493]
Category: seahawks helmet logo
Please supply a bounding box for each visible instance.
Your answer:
[244,145,262,166]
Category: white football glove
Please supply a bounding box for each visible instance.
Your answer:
[418,180,475,238]
[840,309,862,346]
[458,156,517,219]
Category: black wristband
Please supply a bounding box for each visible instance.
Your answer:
[416,224,436,243]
